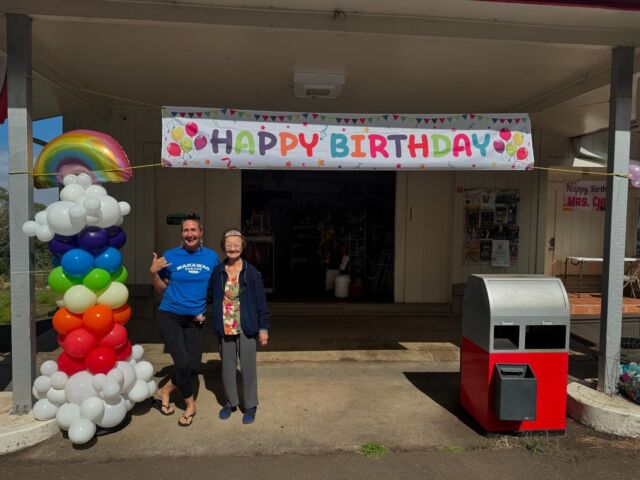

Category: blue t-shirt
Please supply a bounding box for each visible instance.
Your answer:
[158,246,219,316]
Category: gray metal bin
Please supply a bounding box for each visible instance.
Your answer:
[463,274,570,353]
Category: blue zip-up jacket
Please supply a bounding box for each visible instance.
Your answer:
[208,260,270,337]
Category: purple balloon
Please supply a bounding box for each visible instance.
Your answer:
[107,226,127,249]
[78,226,109,253]
[53,234,78,245]
[48,239,76,256]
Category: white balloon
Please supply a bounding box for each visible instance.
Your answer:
[33,375,51,394]
[96,196,122,228]
[36,225,54,242]
[119,201,131,216]
[50,371,68,389]
[60,184,86,202]
[47,387,67,406]
[107,368,124,388]
[116,361,136,393]
[83,197,101,214]
[92,373,107,392]
[33,386,47,400]
[115,217,124,226]
[40,360,59,377]
[124,397,134,412]
[101,380,121,401]
[128,379,150,403]
[86,215,100,225]
[128,358,137,366]
[68,418,96,445]
[69,203,87,221]
[131,344,144,361]
[56,402,80,430]
[35,211,48,226]
[80,396,105,423]
[77,173,93,188]
[97,282,128,310]
[33,399,58,420]
[63,285,97,314]
[47,201,84,236]
[65,371,98,405]
[147,380,157,398]
[22,221,38,236]
[134,361,154,383]
[85,185,107,197]
[63,174,78,186]
[97,397,127,428]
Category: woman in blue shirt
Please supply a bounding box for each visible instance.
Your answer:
[149,216,218,427]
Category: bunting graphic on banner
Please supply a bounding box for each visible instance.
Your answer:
[161,107,534,171]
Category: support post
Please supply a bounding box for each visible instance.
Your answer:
[7,14,36,413]
[598,46,634,395]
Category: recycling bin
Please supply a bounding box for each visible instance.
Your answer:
[459,274,569,433]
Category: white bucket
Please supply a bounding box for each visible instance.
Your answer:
[325,269,340,291]
[334,275,351,298]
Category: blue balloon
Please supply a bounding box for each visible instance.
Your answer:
[61,249,95,278]
[94,247,122,274]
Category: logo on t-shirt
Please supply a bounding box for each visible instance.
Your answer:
[176,263,211,275]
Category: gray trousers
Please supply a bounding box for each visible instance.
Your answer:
[219,332,258,410]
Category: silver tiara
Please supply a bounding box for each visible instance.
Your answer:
[224,230,242,238]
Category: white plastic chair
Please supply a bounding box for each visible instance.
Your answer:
[623,260,640,299]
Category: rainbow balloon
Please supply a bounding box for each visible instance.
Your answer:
[33,130,133,188]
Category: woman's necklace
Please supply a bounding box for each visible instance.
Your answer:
[225,260,242,280]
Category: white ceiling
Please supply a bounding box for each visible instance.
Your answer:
[1,0,639,138]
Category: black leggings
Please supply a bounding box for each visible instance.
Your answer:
[156,310,204,398]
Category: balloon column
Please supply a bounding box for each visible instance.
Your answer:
[22,131,155,445]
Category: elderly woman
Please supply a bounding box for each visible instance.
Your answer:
[149,215,218,427]
[208,228,270,424]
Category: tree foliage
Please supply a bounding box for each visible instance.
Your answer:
[0,186,52,281]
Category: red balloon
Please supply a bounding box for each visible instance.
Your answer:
[63,328,98,359]
[57,333,66,349]
[115,341,132,361]
[57,351,85,376]
[98,323,128,350]
[85,346,117,374]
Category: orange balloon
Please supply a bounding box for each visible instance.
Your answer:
[82,304,114,335]
[113,304,132,326]
[52,308,83,335]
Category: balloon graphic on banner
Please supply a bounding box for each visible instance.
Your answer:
[23,130,155,445]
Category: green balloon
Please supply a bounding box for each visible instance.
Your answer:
[48,266,79,293]
[83,268,112,292]
[111,266,128,284]
[506,142,517,157]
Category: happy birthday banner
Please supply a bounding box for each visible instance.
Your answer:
[161,108,534,170]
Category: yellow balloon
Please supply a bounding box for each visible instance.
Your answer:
[513,132,523,146]
[171,127,184,141]
[506,143,517,156]
[63,285,97,314]
[181,137,193,153]
[97,281,129,309]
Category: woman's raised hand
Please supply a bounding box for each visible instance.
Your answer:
[150,252,171,274]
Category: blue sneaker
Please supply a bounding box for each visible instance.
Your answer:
[242,408,256,424]
[218,404,237,420]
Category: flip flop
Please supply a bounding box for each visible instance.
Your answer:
[178,412,196,427]
[152,398,174,416]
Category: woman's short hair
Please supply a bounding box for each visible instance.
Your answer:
[220,227,247,251]
[181,213,202,231]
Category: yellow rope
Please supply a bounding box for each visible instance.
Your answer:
[532,165,629,179]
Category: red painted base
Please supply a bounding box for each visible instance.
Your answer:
[460,337,568,432]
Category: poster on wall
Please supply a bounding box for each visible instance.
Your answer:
[463,189,519,266]
[161,107,534,171]
[563,181,606,211]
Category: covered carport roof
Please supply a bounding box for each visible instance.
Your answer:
[1,0,639,137]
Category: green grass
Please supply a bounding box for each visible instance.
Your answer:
[359,442,389,458]
[0,288,59,325]
[519,433,560,456]
[440,445,465,453]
